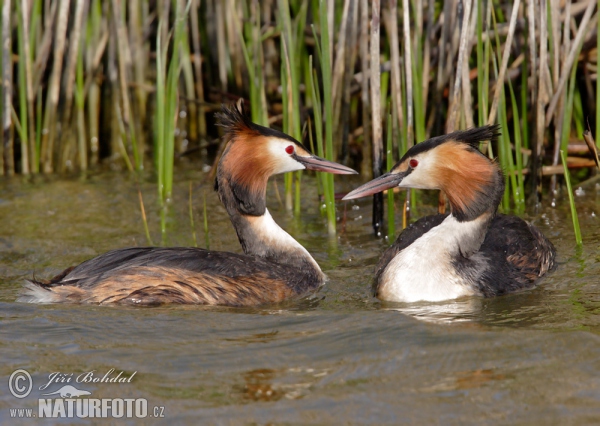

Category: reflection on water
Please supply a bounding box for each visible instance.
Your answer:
[0,170,599,423]
[381,297,487,324]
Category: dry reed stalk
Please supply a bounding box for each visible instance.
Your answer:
[215,0,228,92]
[583,130,599,170]
[402,0,414,144]
[18,0,35,174]
[129,0,149,126]
[112,0,139,167]
[533,0,549,200]
[32,0,57,95]
[486,0,519,126]
[88,82,100,166]
[62,0,86,123]
[331,0,351,135]
[226,0,243,90]
[371,0,384,235]
[422,0,434,124]
[526,0,538,109]
[545,1,596,125]
[550,2,572,194]
[359,0,372,178]
[446,0,472,132]
[1,0,13,175]
[40,0,69,174]
[550,0,560,91]
[388,0,404,146]
[327,0,334,64]
[339,0,358,164]
[190,0,207,139]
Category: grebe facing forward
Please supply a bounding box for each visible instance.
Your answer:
[343,125,556,303]
[19,101,357,306]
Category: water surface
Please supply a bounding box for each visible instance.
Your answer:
[1,170,599,424]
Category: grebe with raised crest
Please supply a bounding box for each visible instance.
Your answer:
[343,125,556,303]
[19,101,357,306]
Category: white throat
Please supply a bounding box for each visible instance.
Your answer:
[378,214,489,303]
[249,209,324,276]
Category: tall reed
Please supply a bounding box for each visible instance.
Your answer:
[0,0,597,239]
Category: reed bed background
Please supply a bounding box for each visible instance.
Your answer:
[0,0,598,237]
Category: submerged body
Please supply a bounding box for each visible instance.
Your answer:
[344,125,556,303]
[19,101,356,306]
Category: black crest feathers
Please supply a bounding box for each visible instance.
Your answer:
[403,125,501,160]
[214,99,302,145]
[215,99,255,138]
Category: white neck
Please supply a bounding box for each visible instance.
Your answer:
[238,209,325,280]
[378,214,490,302]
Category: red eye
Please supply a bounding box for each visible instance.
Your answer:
[409,159,419,168]
[285,145,295,155]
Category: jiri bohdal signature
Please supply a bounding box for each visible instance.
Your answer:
[38,369,137,391]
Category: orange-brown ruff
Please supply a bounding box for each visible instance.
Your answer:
[343,125,556,302]
[18,101,356,306]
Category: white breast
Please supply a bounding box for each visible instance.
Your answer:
[378,215,485,303]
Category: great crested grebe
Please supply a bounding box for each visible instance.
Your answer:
[19,101,357,306]
[343,125,556,303]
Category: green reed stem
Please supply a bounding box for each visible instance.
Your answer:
[203,191,210,250]
[138,189,154,246]
[386,113,395,240]
[312,0,336,234]
[308,57,331,222]
[189,182,198,247]
[560,150,582,246]
[507,78,525,209]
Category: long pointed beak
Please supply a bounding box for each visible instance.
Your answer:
[342,172,403,200]
[296,155,358,175]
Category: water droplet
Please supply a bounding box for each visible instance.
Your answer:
[352,205,360,211]
[174,128,180,136]
[42,128,49,135]
[575,187,585,196]
[179,110,187,118]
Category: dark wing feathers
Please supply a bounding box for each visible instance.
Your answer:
[53,247,298,285]
[31,247,321,306]
[474,214,556,296]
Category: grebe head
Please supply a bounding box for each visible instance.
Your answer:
[343,125,503,221]
[216,100,356,181]
[215,100,356,217]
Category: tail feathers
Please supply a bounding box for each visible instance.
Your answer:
[17,280,60,303]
